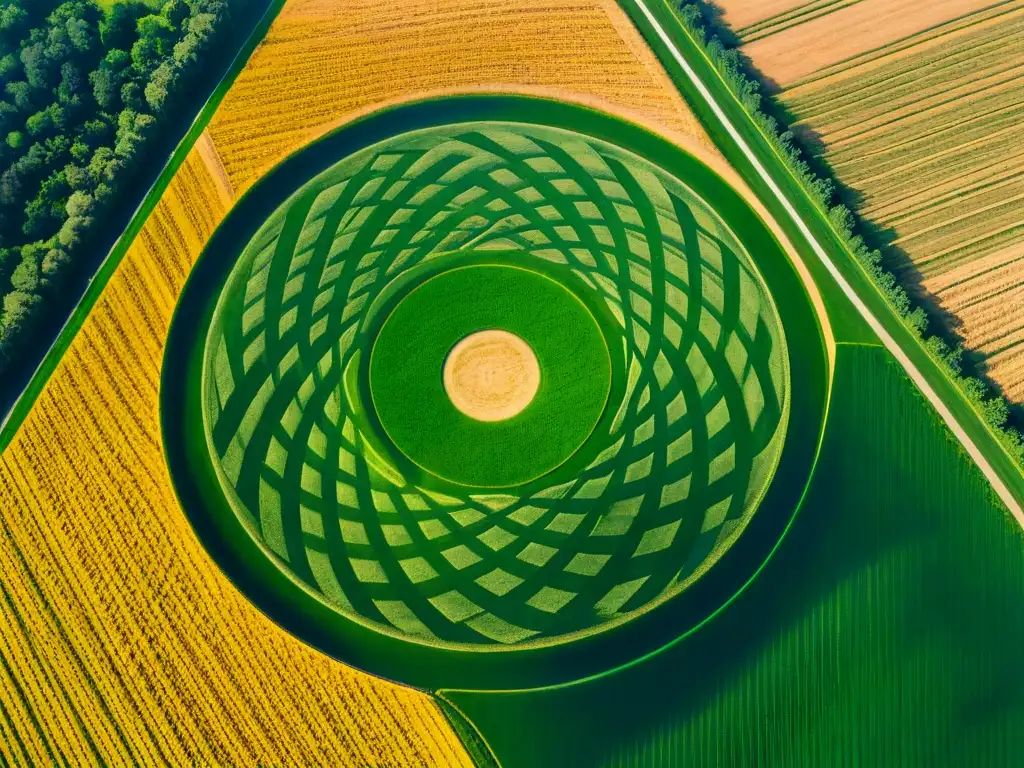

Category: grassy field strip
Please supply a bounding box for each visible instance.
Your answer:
[848,127,1024,197]
[805,62,1024,147]
[859,160,1024,239]
[815,64,1024,146]
[626,0,1024,522]
[867,164,1024,236]
[892,191,1024,256]
[848,129,1024,204]
[0,0,288,456]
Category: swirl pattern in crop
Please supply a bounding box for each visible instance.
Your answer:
[202,122,789,648]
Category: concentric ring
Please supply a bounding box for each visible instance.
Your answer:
[442,329,540,422]
[369,261,612,488]
[162,96,829,690]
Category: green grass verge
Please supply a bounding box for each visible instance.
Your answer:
[0,0,289,456]
[370,263,611,488]
[444,343,1024,766]
[96,0,162,9]
[436,694,502,768]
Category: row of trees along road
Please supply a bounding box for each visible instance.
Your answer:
[0,0,237,375]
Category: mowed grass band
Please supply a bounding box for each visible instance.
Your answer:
[161,96,828,688]
[370,263,612,488]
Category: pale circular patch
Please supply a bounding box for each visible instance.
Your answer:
[443,330,541,422]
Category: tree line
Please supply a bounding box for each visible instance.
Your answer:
[0,0,235,371]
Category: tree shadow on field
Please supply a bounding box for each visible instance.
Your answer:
[698,1,741,47]
[700,0,789,94]
[788,122,828,155]
[450,345,1024,767]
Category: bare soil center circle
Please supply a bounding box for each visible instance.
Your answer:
[443,330,541,422]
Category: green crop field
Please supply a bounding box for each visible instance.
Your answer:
[162,96,826,690]
[370,262,613,488]
[445,343,1024,767]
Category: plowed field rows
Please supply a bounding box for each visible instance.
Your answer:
[717,0,1024,399]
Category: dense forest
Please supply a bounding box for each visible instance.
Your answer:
[0,0,236,371]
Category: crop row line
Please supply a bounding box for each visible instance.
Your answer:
[623,0,1024,521]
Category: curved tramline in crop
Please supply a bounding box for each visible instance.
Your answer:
[162,96,829,690]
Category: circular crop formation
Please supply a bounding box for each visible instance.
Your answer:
[441,328,540,423]
[163,98,834,690]
[369,262,612,487]
[196,119,790,650]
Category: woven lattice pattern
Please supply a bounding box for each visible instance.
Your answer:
[204,123,788,647]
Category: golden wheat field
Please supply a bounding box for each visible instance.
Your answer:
[205,0,715,190]
[717,0,1024,400]
[0,0,722,763]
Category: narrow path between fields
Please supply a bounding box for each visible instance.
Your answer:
[628,0,1024,525]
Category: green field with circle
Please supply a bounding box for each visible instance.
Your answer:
[370,262,612,488]
[163,97,826,687]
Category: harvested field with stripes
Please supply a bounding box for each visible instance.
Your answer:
[717,0,1024,400]
[207,0,715,193]
[0,0,721,761]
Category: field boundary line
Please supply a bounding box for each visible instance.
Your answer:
[835,340,883,348]
[625,0,1024,524]
[435,692,503,768]
[0,0,289,456]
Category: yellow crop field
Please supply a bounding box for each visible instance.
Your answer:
[207,0,714,193]
[0,0,721,763]
[0,143,473,768]
[717,0,1024,400]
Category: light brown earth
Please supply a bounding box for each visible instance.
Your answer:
[444,331,541,421]
[739,0,1003,87]
[716,0,816,31]
[724,0,1024,400]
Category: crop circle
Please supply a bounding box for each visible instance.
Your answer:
[200,119,787,647]
[442,330,540,422]
[163,97,828,689]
